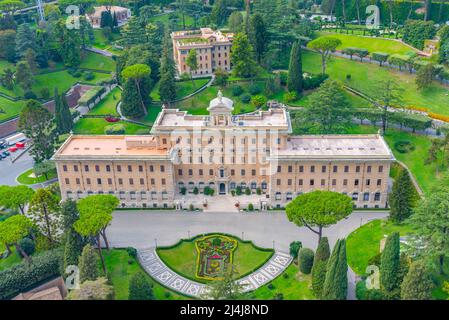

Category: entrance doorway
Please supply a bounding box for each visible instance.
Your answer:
[219,183,226,195]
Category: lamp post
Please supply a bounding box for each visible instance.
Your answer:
[154,238,158,248]
[241,231,244,240]
[188,230,190,238]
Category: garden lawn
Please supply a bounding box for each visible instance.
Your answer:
[346,219,416,276]
[0,59,14,73]
[32,70,112,99]
[73,118,150,135]
[88,87,121,116]
[156,237,273,284]
[302,51,449,116]
[150,78,210,101]
[149,12,195,28]
[0,247,22,271]
[0,97,25,122]
[316,32,417,55]
[250,263,315,300]
[16,168,57,185]
[102,249,186,300]
[79,51,116,72]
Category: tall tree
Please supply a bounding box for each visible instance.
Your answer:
[54,88,73,134]
[0,67,15,90]
[416,63,436,89]
[388,168,416,223]
[15,60,33,91]
[78,244,99,283]
[287,41,303,94]
[374,79,403,135]
[211,0,229,26]
[230,32,257,78]
[228,11,243,33]
[74,195,119,273]
[121,64,152,117]
[401,260,434,300]
[307,36,341,74]
[0,214,33,261]
[18,100,57,163]
[185,49,198,87]
[286,191,353,244]
[410,179,449,275]
[311,236,331,299]
[15,23,36,59]
[380,232,401,299]
[303,79,351,133]
[0,185,34,214]
[202,266,246,300]
[249,13,269,64]
[159,34,177,105]
[27,187,62,246]
[128,272,154,300]
[68,277,114,300]
[322,239,348,300]
[61,199,84,273]
[53,19,81,68]
[0,29,16,62]
[121,16,146,47]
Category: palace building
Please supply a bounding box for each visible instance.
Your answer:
[171,28,233,76]
[53,92,395,210]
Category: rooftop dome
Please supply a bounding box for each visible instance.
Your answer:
[208,90,234,112]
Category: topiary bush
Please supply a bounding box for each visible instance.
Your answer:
[394,140,415,153]
[283,91,298,103]
[251,95,267,108]
[0,248,63,300]
[18,238,35,258]
[248,84,261,95]
[245,187,251,195]
[289,241,302,259]
[240,94,251,103]
[298,248,314,274]
[248,203,254,211]
[231,85,243,96]
[126,247,137,258]
[84,71,95,81]
[24,91,37,99]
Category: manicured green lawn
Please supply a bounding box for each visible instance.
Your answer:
[0,247,22,271]
[79,51,116,72]
[0,97,25,122]
[88,87,121,116]
[103,249,187,300]
[346,219,416,276]
[0,59,14,73]
[302,51,449,116]
[73,118,150,135]
[157,236,273,284]
[139,105,162,126]
[317,32,417,55]
[16,168,57,185]
[250,263,315,300]
[150,78,211,101]
[149,12,195,28]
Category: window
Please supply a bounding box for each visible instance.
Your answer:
[86,178,91,185]
[84,165,89,172]
[97,178,102,185]
[178,169,183,176]
[189,169,193,176]
[298,179,303,186]
[374,192,381,201]
[140,178,144,185]
[199,169,203,176]
[367,165,372,173]
[288,165,293,173]
[286,192,293,201]
[74,165,78,172]
[332,179,336,186]
[162,138,167,144]
[63,165,67,172]
[275,192,281,200]
[356,165,360,173]
[378,165,384,173]
[377,179,382,186]
[277,166,281,173]
[299,166,304,173]
[149,165,154,172]
[76,178,80,185]
[333,165,338,173]
[344,165,349,173]
[230,182,236,189]
[310,179,314,186]
[129,178,134,185]
[321,179,325,186]
[352,192,358,200]
[251,182,257,189]
[322,166,326,173]
[363,192,370,201]
[130,192,136,200]
[118,178,123,185]
[343,179,348,186]
[261,182,267,189]
[241,169,245,176]
[366,179,371,186]
[106,165,111,172]
[252,169,256,176]
[95,165,100,172]
[162,178,166,185]
[160,165,165,172]
[354,179,359,186]
[150,178,155,185]
[65,178,70,184]
[310,165,315,173]
[288,179,292,186]
[108,178,112,185]
[139,165,143,172]
[117,165,122,172]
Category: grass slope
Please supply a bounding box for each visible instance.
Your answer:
[73,118,149,135]
[88,87,121,116]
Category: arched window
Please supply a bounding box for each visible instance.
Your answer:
[251,182,257,189]
[363,192,369,201]
[352,192,359,201]
[374,192,381,201]
[286,192,293,201]
[261,182,267,190]
[230,182,236,189]
[275,192,282,200]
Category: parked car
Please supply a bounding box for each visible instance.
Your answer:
[2,151,10,157]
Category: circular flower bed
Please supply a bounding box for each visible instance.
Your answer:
[105,116,120,123]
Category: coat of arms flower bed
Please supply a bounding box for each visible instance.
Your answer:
[195,234,238,280]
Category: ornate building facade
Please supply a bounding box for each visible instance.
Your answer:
[53,93,394,209]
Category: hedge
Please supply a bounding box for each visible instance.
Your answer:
[0,248,63,300]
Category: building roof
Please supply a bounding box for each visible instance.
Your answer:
[53,135,171,160]
[90,6,130,18]
[273,134,395,161]
[208,90,234,111]
[171,28,233,48]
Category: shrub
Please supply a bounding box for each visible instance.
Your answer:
[189,204,194,211]
[104,124,125,135]
[267,283,275,290]
[40,88,50,100]
[273,292,283,300]
[298,248,314,274]
[248,203,254,211]
[128,272,154,300]
[245,187,251,195]
[126,247,137,259]
[231,190,236,196]
[248,84,261,95]
[346,74,351,80]
[279,71,288,85]
[231,85,243,96]
[193,187,199,195]
[236,186,242,196]
[394,140,415,153]
[302,73,328,90]
[0,248,63,300]
[240,94,251,103]
[24,91,37,99]
[289,241,303,259]
[204,186,214,196]
[251,95,267,108]
[283,91,298,103]
[256,188,262,195]
[18,238,35,258]
[84,71,95,81]
[180,187,186,195]
[282,272,289,279]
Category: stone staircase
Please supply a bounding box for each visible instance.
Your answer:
[203,195,239,213]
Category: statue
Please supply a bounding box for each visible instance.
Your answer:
[217,90,223,102]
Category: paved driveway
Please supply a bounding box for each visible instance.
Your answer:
[107,210,388,252]
[0,151,34,186]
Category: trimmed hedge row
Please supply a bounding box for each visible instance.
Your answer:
[0,248,63,300]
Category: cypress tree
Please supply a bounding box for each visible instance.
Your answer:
[312,236,330,298]
[158,34,177,104]
[388,169,415,222]
[121,79,145,118]
[128,272,154,300]
[54,88,64,133]
[401,260,434,300]
[79,244,99,283]
[63,229,84,275]
[61,93,73,133]
[322,239,348,300]
[287,41,303,94]
[380,232,401,299]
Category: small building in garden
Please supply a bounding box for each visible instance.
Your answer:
[87,6,131,29]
